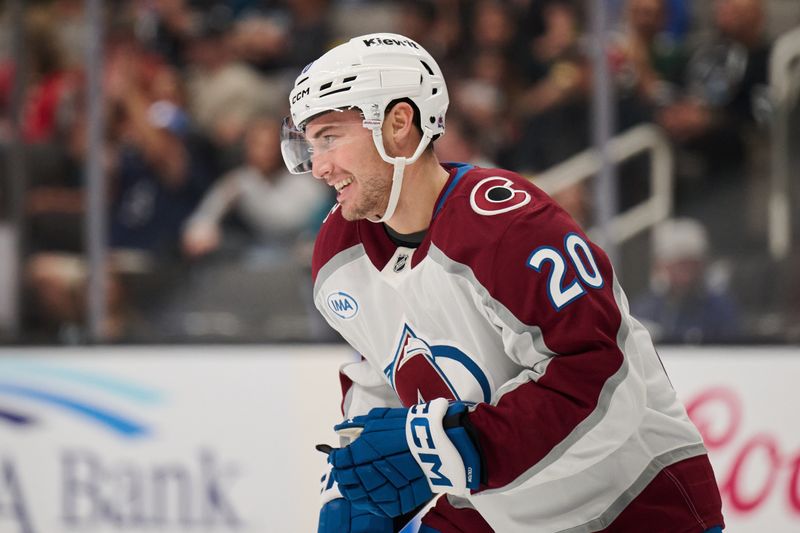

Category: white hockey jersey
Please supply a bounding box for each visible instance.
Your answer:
[311,163,723,533]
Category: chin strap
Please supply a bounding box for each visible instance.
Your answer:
[366,128,433,224]
[367,157,406,223]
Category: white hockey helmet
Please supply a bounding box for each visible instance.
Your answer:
[281,33,449,222]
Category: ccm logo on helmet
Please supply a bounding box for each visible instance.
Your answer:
[363,37,419,49]
[291,87,310,104]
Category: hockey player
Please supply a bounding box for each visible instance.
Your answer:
[281,33,725,533]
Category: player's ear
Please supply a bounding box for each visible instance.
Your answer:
[384,102,416,154]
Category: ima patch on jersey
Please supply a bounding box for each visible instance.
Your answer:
[326,291,359,319]
[384,324,491,407]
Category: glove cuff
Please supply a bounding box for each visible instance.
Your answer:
[443,403,487,486]
[405,398,480,496]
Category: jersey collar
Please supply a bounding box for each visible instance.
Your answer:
[433,162,474,219]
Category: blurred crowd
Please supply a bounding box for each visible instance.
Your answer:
[0,0,799,344]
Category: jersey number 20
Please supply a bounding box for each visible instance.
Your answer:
[527,233,604,310]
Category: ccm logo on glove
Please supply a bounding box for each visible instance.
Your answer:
[406,398,478,494]
[409,405,455,488]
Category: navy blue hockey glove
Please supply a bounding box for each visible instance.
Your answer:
[318,462,392,533]
[327,398,481,518]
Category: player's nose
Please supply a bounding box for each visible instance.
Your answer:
[311,152,333,181]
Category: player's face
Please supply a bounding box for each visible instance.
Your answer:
[305,109,392,221]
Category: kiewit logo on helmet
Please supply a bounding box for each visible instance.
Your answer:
[362,37,419,49]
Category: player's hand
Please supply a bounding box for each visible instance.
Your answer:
[328,398,482,518]
[318,462,392,533]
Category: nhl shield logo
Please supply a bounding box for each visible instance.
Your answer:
[394,254,409,272]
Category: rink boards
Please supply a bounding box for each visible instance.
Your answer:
[0,345,797,533]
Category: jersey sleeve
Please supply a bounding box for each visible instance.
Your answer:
[338,357,404,421]
[466,200,649,492]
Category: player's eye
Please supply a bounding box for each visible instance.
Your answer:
[308,133,340,154]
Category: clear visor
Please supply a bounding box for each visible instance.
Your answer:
[280,117,313,174]
[280,108,369,174]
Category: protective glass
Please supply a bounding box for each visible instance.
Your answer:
[280,108,365,175]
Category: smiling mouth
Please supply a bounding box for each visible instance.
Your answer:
[334,177,354,192]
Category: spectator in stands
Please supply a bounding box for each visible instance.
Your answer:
[471,0,517,54]
[658,0,770,142]
[227,0,331,76]
[184,7,282,161]
[632,218,742,343]
[9,6,89,342]
[663,0,691,42]
[397,0,439,55]
[656,0,770,253]
[7,0,793,345]
[424,0,468,73]
[181,116,330,261]
[609,0,688,126]
[107,48,215,257]
[451,53,509,160]
[283,0,332,71]
[501,0,589,171]
[0,5,78,144]
[25,44,215,342]
[23,87,120,342]
[137,0,196,69]
[434,113,497,170]
[229,10,290,74]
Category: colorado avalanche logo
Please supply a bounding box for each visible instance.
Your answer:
[470,176,531,216]
[384,324,491,407]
